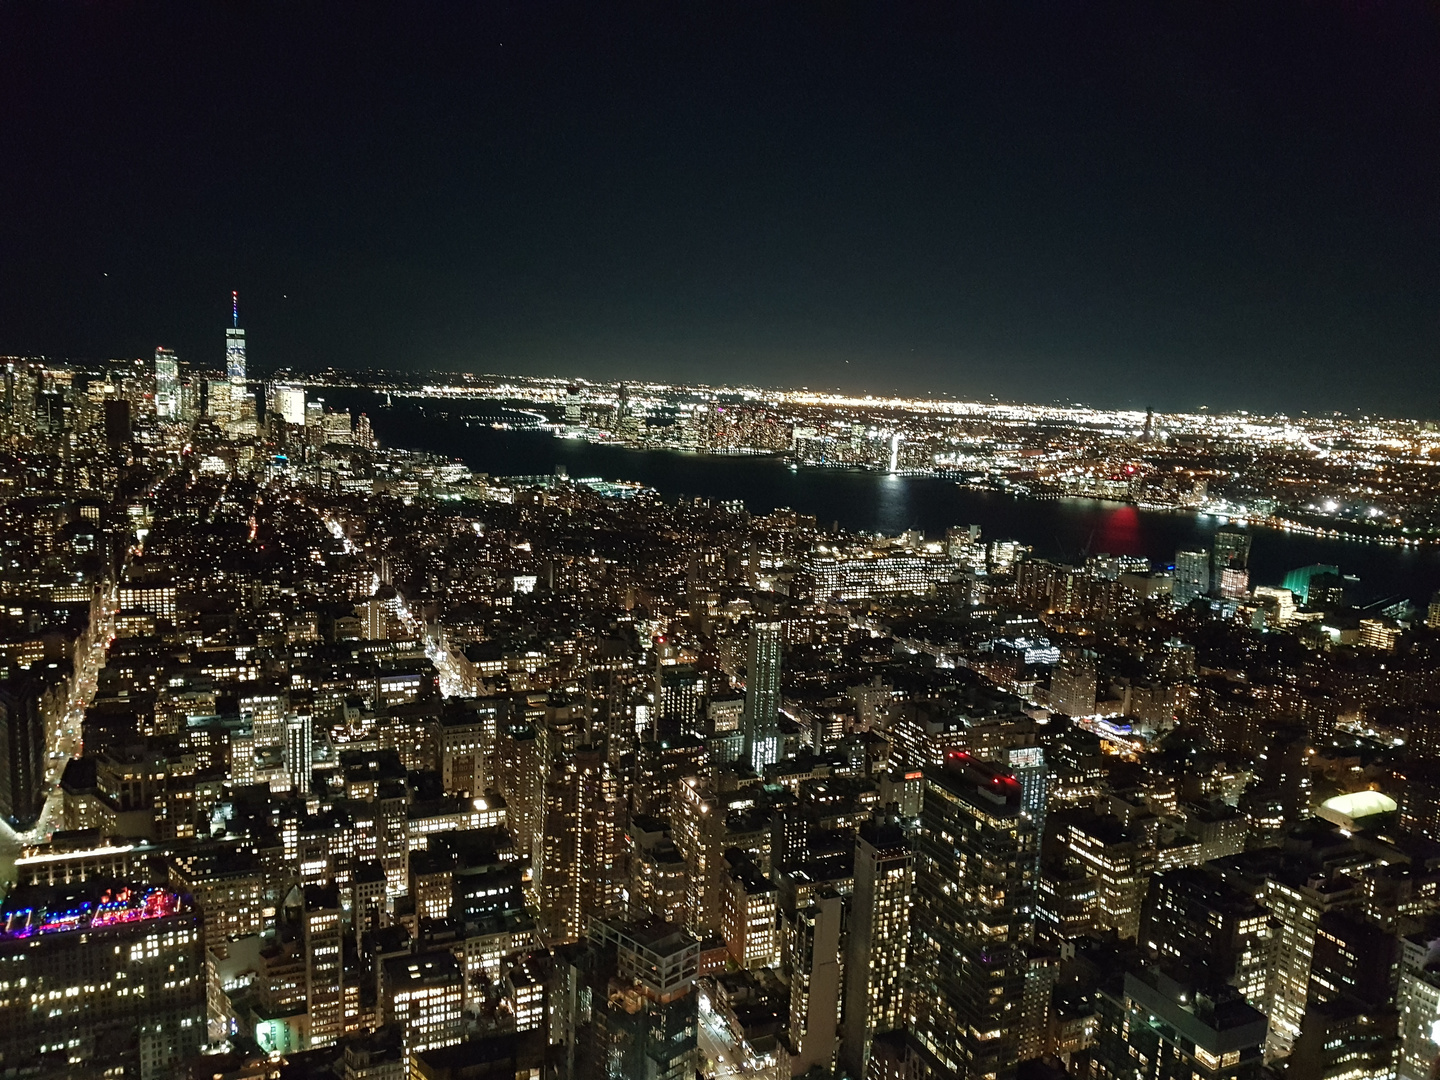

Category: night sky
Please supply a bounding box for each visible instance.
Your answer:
[2,2,1437,414]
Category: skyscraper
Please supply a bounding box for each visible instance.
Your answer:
[842,821,913,1077]
[1211,526,1251,589]
[1008,744,1048,844]
[654,660,704,737]
[585,918,700,1080]
[742,618,782,773]
[787,891,844,1075]
[154,346,179,418]
[1174,548,1211,605]
[0,677,49,827]
[226,291,246,383]
[909,751,1038,1079]
[284,712,313,794]
[274,385,305,425]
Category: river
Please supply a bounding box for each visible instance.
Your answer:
[320,390,1440,605]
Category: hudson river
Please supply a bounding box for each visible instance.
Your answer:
[326,391,1440,605]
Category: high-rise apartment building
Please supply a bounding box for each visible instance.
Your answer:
[787,890,844,1075]
[1049,651,1097,718]
[909,751,1037,1078]
[841,821,913,1077]
[1140,866,1273,1009]
[742,618,782,773]
[536,744,624,943]
[1174,548,1211,605]
[285,712,313,793]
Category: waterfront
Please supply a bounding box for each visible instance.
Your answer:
[327,390,1440,604]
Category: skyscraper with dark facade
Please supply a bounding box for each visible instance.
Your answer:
[909,751,1038,1079]
[582,918,699,1080]
[0,676,49,826]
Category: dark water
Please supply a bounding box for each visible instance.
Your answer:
[326,390,1440,604]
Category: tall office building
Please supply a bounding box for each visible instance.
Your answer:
[742,618,783,773]
[1174,548,1211,605]
[909,751,1038,1079]
[206,377,235,425]
[383,951,464,1054]
[279,884,345,1048]
[154,346,179,418]
[842,821,913,1078]
[274,385,305,426]
[226,290,246,383]
[1211,526,1251,589]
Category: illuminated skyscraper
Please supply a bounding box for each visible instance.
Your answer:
[154,346,179,418]
[274,386,305,425]
[1174,548,1211,605]
[909,752,1037,1079]
[742,618,782,773]
[1211,526,1251,589]
[284,712,313,793]
[226,291,246,383]
[842,822,913,1077]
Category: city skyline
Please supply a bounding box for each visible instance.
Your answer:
[5,5,1440,1079]
[2,3,1438,414]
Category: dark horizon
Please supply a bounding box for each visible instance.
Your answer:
[3,2,1438,415]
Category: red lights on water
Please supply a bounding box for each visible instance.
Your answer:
[1096,505,1142,555]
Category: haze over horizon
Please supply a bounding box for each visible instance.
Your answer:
[3,2,1437,415]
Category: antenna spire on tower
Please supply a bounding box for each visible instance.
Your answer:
[232,291,239,328]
